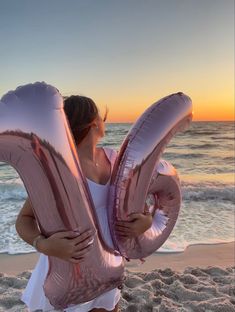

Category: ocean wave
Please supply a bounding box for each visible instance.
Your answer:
[189,144,218,149]
[0,183,26,201]
[223,156,235,162]
[211,136,235,140]
[181,181,235,202]
[164,152,207,159]
[183,130,216,136]
[101,142,112,146]
[0,162,7,167]
[156,239,234,254]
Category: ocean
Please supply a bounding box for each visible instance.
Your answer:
[0,121,234,255]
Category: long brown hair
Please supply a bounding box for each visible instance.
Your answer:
[64,95,108,145]
[64,95,98,145]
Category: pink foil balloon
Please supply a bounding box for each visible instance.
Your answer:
[0,82,125,310]
[108,92,193,259]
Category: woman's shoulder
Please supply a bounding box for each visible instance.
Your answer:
[102,146,117,155]
[102,147,118,164]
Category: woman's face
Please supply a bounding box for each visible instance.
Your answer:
[88,107,108,141]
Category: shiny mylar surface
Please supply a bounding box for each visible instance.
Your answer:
[107,92,193,259]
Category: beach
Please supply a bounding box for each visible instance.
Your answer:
[0,241,234,311]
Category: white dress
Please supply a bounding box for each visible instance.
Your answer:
[21,147,123,312]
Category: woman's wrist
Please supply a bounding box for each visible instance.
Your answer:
[145,213,153,228]
[33,234,47,253]
[143,210,153,229]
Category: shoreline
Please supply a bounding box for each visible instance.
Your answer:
[0,241,234,311]
[125,241,234,273]
[0,241,234,275]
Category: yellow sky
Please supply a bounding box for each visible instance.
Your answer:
[70,52,234,123]
[95,87,234,123]
[103,101,234,123]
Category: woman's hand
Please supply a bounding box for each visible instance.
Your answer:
[115,213,152,239]
[37,229,95,264]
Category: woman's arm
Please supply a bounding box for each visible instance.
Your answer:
[15,197,42,246]
[15,198,95,263]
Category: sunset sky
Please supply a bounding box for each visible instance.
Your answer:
[0,0,234,122]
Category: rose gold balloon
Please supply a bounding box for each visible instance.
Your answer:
[0,82,125,310]
[107,92,193,259]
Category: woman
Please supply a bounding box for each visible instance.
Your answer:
[16,95,153,312]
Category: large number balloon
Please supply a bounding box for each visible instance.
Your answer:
[0,82,125,310]
[107,93,193,259]
[0,82,192,309]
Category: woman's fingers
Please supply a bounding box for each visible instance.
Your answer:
[74,236,94,252]
[117,232,136,238]
[52,229,94,240]
[73,244,93,258]
[51,231,80,239]
[115,221,133,227]
[115,225,134,233]
[73,229,95,245]
[116,229,134,236]
[69,245,93,263]
[116,233,129,238]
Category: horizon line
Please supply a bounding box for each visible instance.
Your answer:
[106,120,235,124]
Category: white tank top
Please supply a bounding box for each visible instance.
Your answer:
[21,147,123,312]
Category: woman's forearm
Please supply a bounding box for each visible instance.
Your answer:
[15,199,95,261]
[15,215,41,246]
[15,199,41,247]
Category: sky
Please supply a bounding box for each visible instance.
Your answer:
[0,0,234,122]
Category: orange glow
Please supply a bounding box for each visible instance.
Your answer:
[69,76,234,123]
[193,105,234,121]
[102,99,234,123]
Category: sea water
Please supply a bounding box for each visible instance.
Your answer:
[0,121,234,254]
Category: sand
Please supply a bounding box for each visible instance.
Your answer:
[0,242,234,312]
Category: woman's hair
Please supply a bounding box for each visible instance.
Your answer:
[64,95,99,145]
